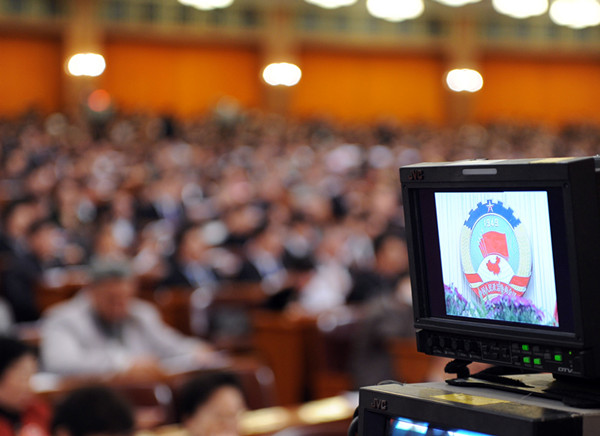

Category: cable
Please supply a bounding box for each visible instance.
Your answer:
[347,380,403,435]
[347,414,359,436]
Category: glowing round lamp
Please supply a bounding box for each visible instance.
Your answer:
[178,0,234,10]
[492,0,548,18]
[549,0,600,28]
[262,63,302,87]
[366,0,425,21]
[67,53,106,77]
[434,0,481,6]
[446,68,484,93]
[304,0,358,8]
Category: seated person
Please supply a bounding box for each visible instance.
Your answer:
[347,232,410,305]
[262,251,316,312]
[51,385,134,436]
[345,233,414,388]
[0,336,51,436]
[1,210,57,324]
[40,259,224,378]
[178,372,247,436]
[160,224,220,289]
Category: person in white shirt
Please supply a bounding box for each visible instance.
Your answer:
[40,259,221,378]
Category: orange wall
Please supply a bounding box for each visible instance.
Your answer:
[1,32,600,128]
[0,35,62,116]
[102,40,261,117]
[290,49,446,124]
[475,56,600,126]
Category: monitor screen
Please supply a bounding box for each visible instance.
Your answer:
[416,185,574,334]
[435,191,558,328]
[388,417,493,436]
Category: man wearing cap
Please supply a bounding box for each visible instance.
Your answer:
[40,259,222,378]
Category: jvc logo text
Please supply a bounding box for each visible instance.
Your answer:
[371,398,388,410]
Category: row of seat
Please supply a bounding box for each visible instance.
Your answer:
[35,355,278,430]
[32,279,445,408]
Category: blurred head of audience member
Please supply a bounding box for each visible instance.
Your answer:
[0,336,51,435]
[234,222,287,290]
[27,219,64,268]
[25,162,57,198]
[160,224,219,289]
[261,250,317,315]
[51,385,134,436]
[345,232,410,306]
[179,372,247,436]
[177,225,210,266]
[88,259,137,325]
[92,222,132,262]
[373,232,409,279]
[2,200,37,250]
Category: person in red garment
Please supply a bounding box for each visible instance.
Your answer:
[0,336,51,436]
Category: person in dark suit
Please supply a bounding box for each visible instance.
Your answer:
[345,232,414,388]
[346,232,410,305]
[160,224,220,290]
[1,218,64,323]
[233,223,287,292]
[262,251,316,312]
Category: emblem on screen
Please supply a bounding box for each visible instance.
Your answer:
[460,199,532,302]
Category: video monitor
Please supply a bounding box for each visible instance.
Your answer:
[400,157,600,378]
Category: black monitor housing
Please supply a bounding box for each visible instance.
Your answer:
[400,157,600,379]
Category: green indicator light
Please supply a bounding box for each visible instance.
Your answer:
[533,358,541,365]
[523,356,531,364]
[522,344,530,352]
[554,354,563,362]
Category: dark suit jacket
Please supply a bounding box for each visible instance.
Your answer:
[0,247,43,323]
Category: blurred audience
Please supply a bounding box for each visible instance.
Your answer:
[0,336,51,436]
[178,372,247,436]
[40,259,222,378]
[51,385,134,436]
[1,110,599,387]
